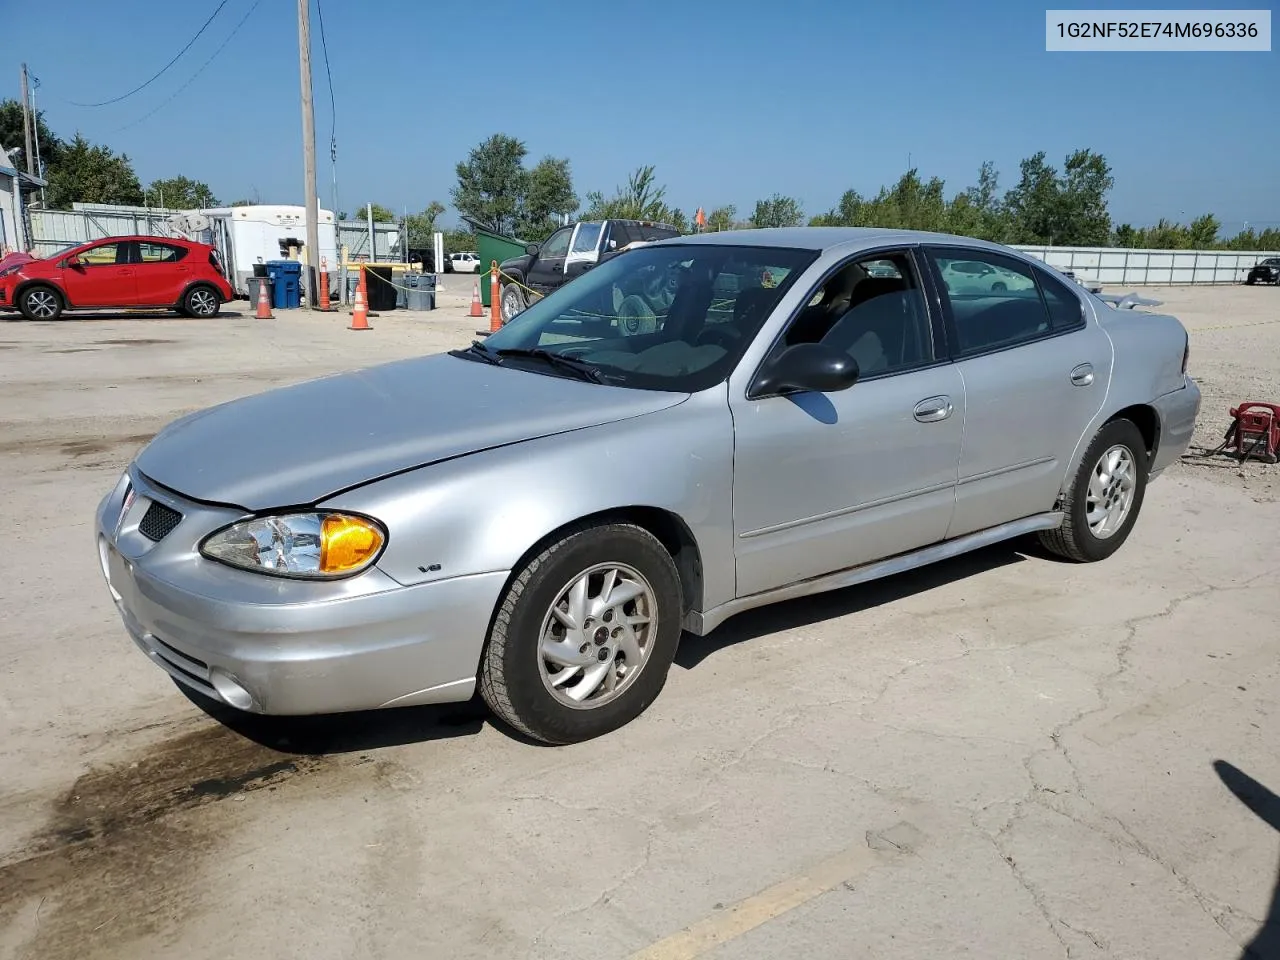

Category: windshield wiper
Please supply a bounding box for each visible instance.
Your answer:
[449,339,502,366]
[494,347,605,383]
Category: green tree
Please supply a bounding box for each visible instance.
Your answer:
[230,198,252,207]
[45,134,143,207]
[442,227,475,254]
[405,201,446,248]
[583,165,678,223]
[1057,148,1113,245]
[706,204,737,232]
[146,175,217,209]
[451,133,529,236]
[518,156,578,241]
[1003,151,1062,244]
[749,193,804,228]
[364,203,397,222]
[0,98,62,174]
[1187,213,1221,248]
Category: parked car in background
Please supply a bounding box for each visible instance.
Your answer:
[0,235,233,321]
[95,227,1199,745]
[498,219,680,321]
[1245,257,1280,285]
[938,258,1037,294]
[447,252,481,273]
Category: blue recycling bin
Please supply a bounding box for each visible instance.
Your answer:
[265,260,302,309]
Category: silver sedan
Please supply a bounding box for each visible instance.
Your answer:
[95,227,1201,744]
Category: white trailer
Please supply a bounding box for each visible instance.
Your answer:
[179,204,339,299]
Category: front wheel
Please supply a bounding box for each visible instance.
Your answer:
[479,522,684,744]
[18,285,63,321]
[1039,419,1149,562]
[500,282,526,323]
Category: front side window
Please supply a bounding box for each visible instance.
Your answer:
[77,243,124,265]
[928,248,1052,355]
[775,250,934,377]
[540,227,573,259]
[467,243,819,392]
[571,222,602,254]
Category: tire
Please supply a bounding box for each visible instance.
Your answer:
[479,522,684,745]
[183,285,221,318]
[1038,419,1149,562]
[501,282,526,323]
[991,281,1007,292]
[18,284,63,321]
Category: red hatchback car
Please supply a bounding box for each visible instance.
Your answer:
[0,235,234,321]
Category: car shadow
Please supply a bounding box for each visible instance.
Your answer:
[182,539,1036,754]
[1213,760,1280,959]
[675,540,1030,669]
[176,684,534,756]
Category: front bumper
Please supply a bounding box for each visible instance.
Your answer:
[1149,374,1202,479]
[95,467,508,715]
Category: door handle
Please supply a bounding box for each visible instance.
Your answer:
[1070,363,1095,386]
[914,396,954,423]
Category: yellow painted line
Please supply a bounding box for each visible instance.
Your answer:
[626,843,888,960]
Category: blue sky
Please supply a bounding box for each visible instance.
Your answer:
[4,0,1276,234]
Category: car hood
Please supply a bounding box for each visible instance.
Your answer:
[135,352,687,511]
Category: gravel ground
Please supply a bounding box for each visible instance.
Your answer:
[0,280,1277,960]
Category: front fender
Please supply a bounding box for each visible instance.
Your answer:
[320,385,737,612]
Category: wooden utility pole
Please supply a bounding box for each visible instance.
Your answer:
[297,0,321,310]
[19,64,34,176]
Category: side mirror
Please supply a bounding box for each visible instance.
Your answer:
[525,242,540,256]
[750,342,860,398]
[65,254,81,268]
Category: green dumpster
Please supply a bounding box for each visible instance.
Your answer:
[462,217,532,308]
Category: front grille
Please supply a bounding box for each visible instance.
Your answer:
[139,501,183,541]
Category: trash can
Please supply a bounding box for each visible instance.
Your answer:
[246,276,273,307]
[365,267,397,311]
[403,272,436,311]
[462,217,532,308]
[265,260,302,309]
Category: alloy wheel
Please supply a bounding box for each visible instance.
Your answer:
[1086,444,1136,539]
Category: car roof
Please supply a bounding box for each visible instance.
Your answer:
[80,235,202,246]
[648,226,1023,257]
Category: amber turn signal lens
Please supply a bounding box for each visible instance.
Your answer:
[319,515,385,573]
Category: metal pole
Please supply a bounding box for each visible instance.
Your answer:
[367,202,374,262]
[29,72,44,203]
[298,0,321,310]
[19,64,34,177]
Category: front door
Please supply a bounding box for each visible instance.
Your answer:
[60,241,137,306]
[922,245,1112,538]
[730,248,965,598]
[526,226,572,296]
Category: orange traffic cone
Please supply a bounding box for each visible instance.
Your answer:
[489,262,503,333]
[317,258,332,312]
[349,267,371,331]
[255,277,274,319]
[469,277,483,318]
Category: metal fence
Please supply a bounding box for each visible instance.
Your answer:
[29,206,184,256]
[338,221,403,262]
[1013,245,1272,286]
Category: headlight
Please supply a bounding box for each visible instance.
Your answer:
[200,512,386,579]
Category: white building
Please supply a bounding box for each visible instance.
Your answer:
[0,144,47,255]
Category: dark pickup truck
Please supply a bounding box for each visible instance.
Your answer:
[497,218,679,321]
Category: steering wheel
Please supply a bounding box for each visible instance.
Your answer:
[695,324,740,350]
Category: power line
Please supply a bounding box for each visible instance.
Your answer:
[112,0,263,134]
[313,0,339,220]
[69,1,229,107]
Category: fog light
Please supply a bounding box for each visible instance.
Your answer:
[209,668,256,711]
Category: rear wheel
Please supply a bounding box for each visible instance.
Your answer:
[1039,419,1149,562]
[183,285,220,318]
[18,285,63,321]
[479,522,683,744]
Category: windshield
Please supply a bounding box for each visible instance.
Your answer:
[475,243,819,392]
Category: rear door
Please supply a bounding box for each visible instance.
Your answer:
[526,226,572,295]
[60,241,137,306]
[923,245,1113,538]
[134,241,190,305]
[564,222,604,283]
